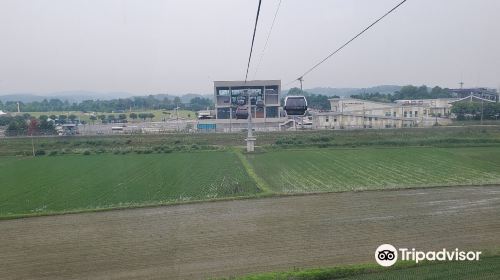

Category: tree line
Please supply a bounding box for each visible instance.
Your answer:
[286,85,453,110]
[0,110,173,136]
[350,85,453,102]
[451,102,500,121]
[89,112,157,124]
[0,95,213,113]
[0,114,56,136]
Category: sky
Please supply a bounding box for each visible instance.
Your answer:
[0,0,499,95]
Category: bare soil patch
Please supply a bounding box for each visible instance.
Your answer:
[1,185,499,279]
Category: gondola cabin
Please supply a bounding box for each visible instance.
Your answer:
[235,106,249,119]
[284,96,308,116]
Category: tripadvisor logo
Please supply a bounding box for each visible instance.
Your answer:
[375,244,482,267]
[375,244,398,267]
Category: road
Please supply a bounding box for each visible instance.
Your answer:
[1,186,500,279]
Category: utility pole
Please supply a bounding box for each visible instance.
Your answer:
[363,104,366,129]
[175,106,180,132]
[298,77,304,129]
[229,106,232,133]
[247,91,252,138]
[31,134,35,157]
[480,98,484,125]
[245,90,256,152]
[434,100,438,126]
[298,77,304,93]
[229,88,233,133]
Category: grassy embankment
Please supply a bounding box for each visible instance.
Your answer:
[222,255,500,280]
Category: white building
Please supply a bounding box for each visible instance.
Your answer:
[312,98,457,130]
[394,98,456,117]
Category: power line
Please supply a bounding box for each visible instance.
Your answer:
[288,0,408,86]
[253,0,282,80]
[245,0,263,83]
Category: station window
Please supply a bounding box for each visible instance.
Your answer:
[266,106,278,118]
[256,106,264,118]
[217,108,230,119]
[216,87,230,96]
[265,86,279,105]
[230,87,263,106]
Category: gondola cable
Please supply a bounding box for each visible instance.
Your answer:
[286,0,408,87]
[253,0,282,80]
[244,0,263,83]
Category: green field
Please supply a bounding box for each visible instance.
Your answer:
[248,147,500,193]
[1,146,500,218]
[0,151,259,217]
[229,256,500,280]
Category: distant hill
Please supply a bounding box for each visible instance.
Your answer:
[0,91,211,104]
[1,86,404,103]
[0,91,135,103]
[0,94,47,103]
[148,93,211,103]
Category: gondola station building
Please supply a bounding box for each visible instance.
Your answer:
[197,80,285,132]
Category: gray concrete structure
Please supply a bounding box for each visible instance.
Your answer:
[194,80,286,132]
[213,80,281,120]
[449,88,498,102]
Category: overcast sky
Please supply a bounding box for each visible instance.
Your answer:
[1,0,499,95]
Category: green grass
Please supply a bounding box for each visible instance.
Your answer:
[247,147,500,193]
[233,149,272,194]
[0,151,259,218]
[344,259,500,280]
[226,256,500,280]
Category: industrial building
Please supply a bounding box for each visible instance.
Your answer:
[448,88,498,102]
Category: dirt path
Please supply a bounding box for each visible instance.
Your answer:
[1,186,500,280]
